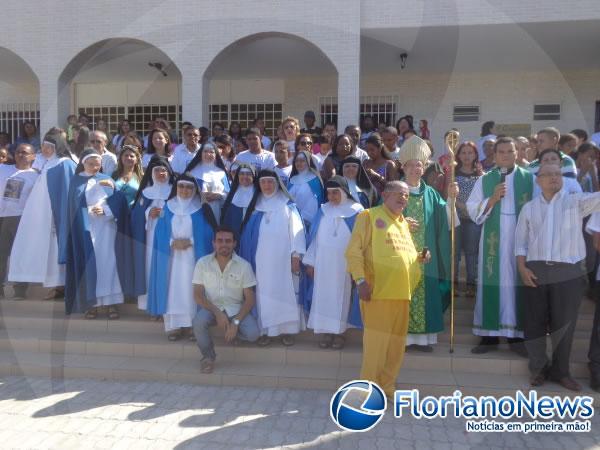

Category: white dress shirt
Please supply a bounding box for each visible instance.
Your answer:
[515,190,600,263]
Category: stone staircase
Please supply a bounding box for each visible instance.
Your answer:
[1,284,599,401]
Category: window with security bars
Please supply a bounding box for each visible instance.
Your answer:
[453,105,480,122]
[208,103,283,140]
[0,103,40,144]
[78,104,182,138]
[319,96,399,128]
[360,96,398,127]
[319,96,338,127]
[533,103,560,121]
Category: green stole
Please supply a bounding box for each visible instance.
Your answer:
[481,166,533,331]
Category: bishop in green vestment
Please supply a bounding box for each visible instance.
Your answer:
[399,136,457,351]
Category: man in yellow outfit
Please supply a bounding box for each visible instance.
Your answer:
[346,180,429,398]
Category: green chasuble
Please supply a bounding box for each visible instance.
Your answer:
[403,181,451,334]
[480,166,532,331]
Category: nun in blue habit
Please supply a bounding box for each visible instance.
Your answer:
[219,164,256,239]
[239,169,306,347]
[146,172,217,341]
[64,148,132,318]
[302,176,364,350]
[129,155,175,311]
[287,149,324,231]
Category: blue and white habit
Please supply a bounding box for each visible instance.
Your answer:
[240,175,306,336]
[220,164,256,238]
[64,153,132,314]
[287,150,324,228]
[130,160,173,310]
[304,184,364,333]
[9,144,76,287]
[147,183,216,332]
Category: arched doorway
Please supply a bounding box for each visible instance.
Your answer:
[0,47,40,147]
[203,32,338,141]
[58,38,182,140]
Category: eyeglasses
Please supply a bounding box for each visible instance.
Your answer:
[299,140,313,146]
[90,139,103,144]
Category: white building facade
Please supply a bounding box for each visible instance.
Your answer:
[2,0,600,148]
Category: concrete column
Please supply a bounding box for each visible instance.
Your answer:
[335,35,360,130]
[180,62,208,127]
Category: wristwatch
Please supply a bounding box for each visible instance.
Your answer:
[356,277,366,286]
[232,317,241,326]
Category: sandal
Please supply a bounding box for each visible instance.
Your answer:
[107,306,120,320]
[331,335,346,350]
[281,334,295,347]
[84,308,98,320]
[167,330,182,342]
[318,334,333,349]
[200,358,215,374]
[257,336,271,347]
[44,287,65,300]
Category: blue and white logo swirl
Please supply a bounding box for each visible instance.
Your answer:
[330,380,387,432]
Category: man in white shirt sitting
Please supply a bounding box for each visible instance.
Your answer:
[171,126,200,174]
[0,144,38,299]
[192,226,260,374]
[516,163,600,391]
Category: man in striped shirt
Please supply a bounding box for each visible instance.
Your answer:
[515,163,600,391]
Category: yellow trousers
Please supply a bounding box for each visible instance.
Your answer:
[360,299,409,398]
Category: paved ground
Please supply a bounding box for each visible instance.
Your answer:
[0,376,600,449]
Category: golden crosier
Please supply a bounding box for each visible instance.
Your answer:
[445,129,459,354]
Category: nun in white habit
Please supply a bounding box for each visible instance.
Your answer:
[239,170,306,346]
[185,143,230,223]
[304,176,364,349]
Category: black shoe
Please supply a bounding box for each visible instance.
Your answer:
[509,341,528,358]
[471,343,499,354]
[407,344,434,353]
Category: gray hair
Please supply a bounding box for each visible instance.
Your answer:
[91,130,107,142]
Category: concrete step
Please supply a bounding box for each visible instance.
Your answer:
[1,298,595,331]
[4,289,597,315]
[0,323,595,378]
[1,307,594,355]
[1,350,598,401]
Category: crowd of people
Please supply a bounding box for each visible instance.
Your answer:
[2,111,600,394]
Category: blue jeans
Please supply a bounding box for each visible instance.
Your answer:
[192,308,260,360]
[455,219,482,285]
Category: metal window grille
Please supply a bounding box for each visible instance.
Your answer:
[319,96,338,127]
[0,103,40,144]
[453,105,480,122]
[208,103,283,140]
[533,103,561,121]
[360,95,398,127]
[78,104,182,138]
